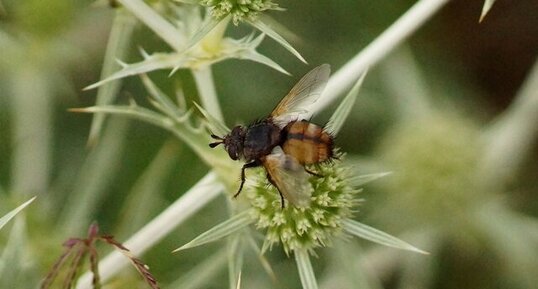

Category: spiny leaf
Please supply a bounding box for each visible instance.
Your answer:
[180,15,225,54]
[88,9,136,145]
[348,172,392,187]
[480,0,497,22]
[343,219,428,254]
[325,70,367,135]
[0,196,36,231]
[239,47,290,75]
[70,106,174,130]
[84,53,189,90]
[294,249,319,289]
[248,19,307,64]
[173,211,254,252]
[193,102,229,137]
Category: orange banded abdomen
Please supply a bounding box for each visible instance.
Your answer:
[282,121,334,165]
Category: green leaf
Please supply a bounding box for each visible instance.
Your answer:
[167,249,227,289]
[246,234,276,282]
[343,219,428,254]
[248,19,307,64]
[239,44,290,75]
[325,71,367,135]
[180,15,225,54]
[140,73,184,119]
[348,172,392,187]
[193,102,230,137]
[71,105,174,130]
[227,233,244,289]
[173,211,254,252]
[294,249,319,289]
[480,0,497,22]
[0,218,33,288]
[84,52,189,90]
[0,197,36,231]
[88,9,136,145]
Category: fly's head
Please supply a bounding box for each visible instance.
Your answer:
[209,126,246,161]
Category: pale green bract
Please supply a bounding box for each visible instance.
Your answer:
[0,197,36,232]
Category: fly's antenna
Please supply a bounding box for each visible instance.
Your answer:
[209,134,224,148]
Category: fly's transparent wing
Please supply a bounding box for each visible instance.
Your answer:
[263,147,312,207]
[270,64,330,127]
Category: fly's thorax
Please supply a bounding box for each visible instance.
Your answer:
[282,120,334,165]
[242,120,282,161]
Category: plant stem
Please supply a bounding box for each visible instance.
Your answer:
[310,0,450,114]
[192,67,224,122]
[88,9,137,146]
[75,172,223,289]
[118,0,184,50]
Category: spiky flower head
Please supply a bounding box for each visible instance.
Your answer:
[378,112,483,226]
[245,161,360,255]
[200,0,280,25]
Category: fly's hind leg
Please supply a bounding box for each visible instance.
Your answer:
[265,173,286,209]
[234,161,260,198]
[305,167,323,178]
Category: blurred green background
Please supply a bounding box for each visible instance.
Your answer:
[1,0,537,288]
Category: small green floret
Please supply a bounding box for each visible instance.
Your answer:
[200,0,280,25]
[245,162,360,255]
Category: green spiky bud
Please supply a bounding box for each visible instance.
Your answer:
[378,112,483,226]
[200,0,280,25]
[244,161,360,255]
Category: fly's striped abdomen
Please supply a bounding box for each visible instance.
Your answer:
[282,120,334,165]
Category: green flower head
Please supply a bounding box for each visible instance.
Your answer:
[245,161,361,255]
[200,0,280,25]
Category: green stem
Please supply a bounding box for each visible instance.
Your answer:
[118,0,184,50]
[192,67,224,122]
[88,9,137,146]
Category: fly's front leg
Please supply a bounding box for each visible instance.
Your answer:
[234,161,260,198]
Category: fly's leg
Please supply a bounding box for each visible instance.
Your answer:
[234,161,259,198]
[305,167,323,177]
[266,173,286,209]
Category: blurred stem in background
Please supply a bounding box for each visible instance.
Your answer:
[479,59,538,191]
[10,64,53,197]
[88,9,137,145]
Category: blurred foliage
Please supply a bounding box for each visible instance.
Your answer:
[1,0,537,289]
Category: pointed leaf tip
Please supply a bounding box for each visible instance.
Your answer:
[0,196,36,231]
[172,211,254,253]
[479,0,497,23]
[343,219,429,255]
[249,19,307,64]
[325,70,367,135]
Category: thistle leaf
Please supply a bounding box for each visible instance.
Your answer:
[480,0,497,22]
[180,15,225,54]
[88,10,136,145]
[167,249,227,289]
[173,211,254,252]
[248,19,307,64]
[84,53,189,90]
[348,172,392,187]
[193,102,230,137]
[0,196,36,231]
[239,48,290,75]
[325,71,367,135]
[343,219,428,254]
[294,249,319,289]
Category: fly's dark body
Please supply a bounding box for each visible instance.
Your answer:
[209,64,333,208]
[242,120,282,162]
